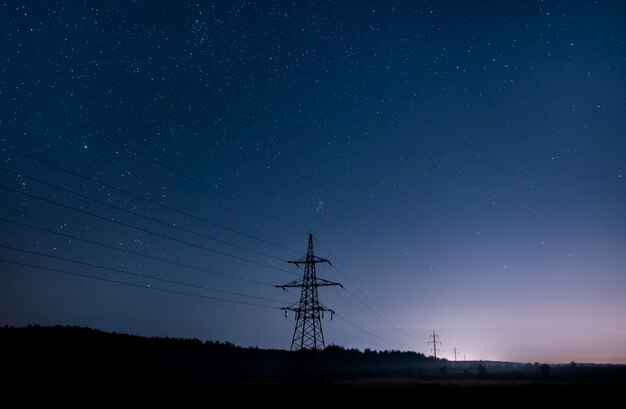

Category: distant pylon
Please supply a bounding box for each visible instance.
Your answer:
[277,233,342,351]
[453,346,459,361]
[428,330,441,359]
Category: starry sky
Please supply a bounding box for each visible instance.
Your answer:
[1,1,625,363]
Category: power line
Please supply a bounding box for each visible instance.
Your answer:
[326,255,404,327]
[3,88,412,350]
[334,314,404,350]
[331,288,419,351]
[2,88,305,233]
[0,144,301,255]
[333,286,402,331]
[0,217,275,287]
[0,166,284,262]
[338,286,415,339]
[315,239,400,318]
[0,257,279,310]
[0,183,298,275]
[312,237,417,339]
[0,244,285,304]
[1,160,413,352]
[314,239,417,340]
[0,183,405,352]
[324,322,376,348]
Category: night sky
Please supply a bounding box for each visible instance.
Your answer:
[1,1,625,363]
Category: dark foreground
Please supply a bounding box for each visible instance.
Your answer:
[29,379,623,404]
[2,325,623,402]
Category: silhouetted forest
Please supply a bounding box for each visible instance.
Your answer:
[0,325,439,381]
[2,325,625,386]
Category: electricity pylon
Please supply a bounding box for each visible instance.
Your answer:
[453,346,459,361]
[277,233,342,351]
[428,330,441,359]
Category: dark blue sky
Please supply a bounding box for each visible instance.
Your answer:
[1,0,624,363]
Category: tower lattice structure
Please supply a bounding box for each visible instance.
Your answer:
[277,233,341,351]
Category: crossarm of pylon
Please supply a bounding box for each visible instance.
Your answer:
[315,278,343,288]
[317,302,336,315]
[280,306,334,312]
[287,256,330,265]
[275,279,303,289]
[275,277,341,290]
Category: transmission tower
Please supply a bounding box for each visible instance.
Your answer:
[453,346,459,362]
[428,330,441,359]
[277,233,342,352]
